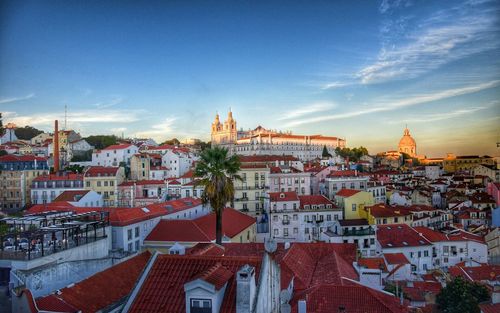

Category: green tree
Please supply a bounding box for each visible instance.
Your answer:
[64,164,84,173]
[0,150,7,156]
[71,150,93,162]
[322,145,332,158]
[436,277,489,313]
[194,147,241,244]
[161,138,180,146]
[14,126,43,140]
[85,135,118,150]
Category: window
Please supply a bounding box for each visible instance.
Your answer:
[293,214,298,220]
[293,228,298,234]
[352,204,356,211]
[97,181,101,187]
[190,299,212,313]
[327,215,331,221]
[128,242,133,251]
[273,215,278,221]
[284,228,289,237]
[135,240,139,251]
[127,229,133,240]
[86,181,90,187]
[424,250,429,257]
[274,229,279,236]
[135,226,140,237]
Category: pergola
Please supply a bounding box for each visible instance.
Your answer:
[0,211,110,261]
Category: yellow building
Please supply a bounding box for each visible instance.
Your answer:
[363,204,413,225]
[443,154,494,173]
[130,154,151,180]
[233,163,269,216]
[211,110,238,145]
[335,189,375,220]
[83,166,125,207]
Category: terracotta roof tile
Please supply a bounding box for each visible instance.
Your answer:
[269,191,299,202]
[53,190,90,202]
[335,189,362,197]
[37,251,151,313]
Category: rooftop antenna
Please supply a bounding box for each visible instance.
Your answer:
[64,104,68,130]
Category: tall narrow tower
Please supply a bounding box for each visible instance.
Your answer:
[54,120,60,173]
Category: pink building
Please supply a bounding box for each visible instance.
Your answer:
[487,182,500,207]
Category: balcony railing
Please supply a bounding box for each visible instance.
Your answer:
[343,228,375,236]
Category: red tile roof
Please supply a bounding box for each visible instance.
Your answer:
[84,166,121,177]
[327,170,359,178]
[479,303,500,313]
[36,294,78,313]
[358,257,387,271]
[119,180,166,186]
[269,191,299,202]
[366,204,412,218]
[384,253,410,265]
[33,173,83,182]
[147,197,202,214]
[145,208,255,242]
[414,227,485,244]
[448,264,500,282]
[191,262,234,290]
[53,190,90,202]
[298,195,336,208]
[377,224,432,248]
[36,251,151,313]
[128,255,261,313]
[290,284,409,313]
[0,154,47,162]
[101,143,135,150]
[335,189,362,197]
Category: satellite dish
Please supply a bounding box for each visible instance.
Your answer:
[280,289,291,303]
[264,238,277,253]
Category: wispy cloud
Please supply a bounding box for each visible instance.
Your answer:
[4,109,145,128]
[0,93,34,104]
[320,82,349,90]
[136,117,178,140]
[284,80,500,126]
[359,0,499,84]
[388,106,488,124]
[379,0,413,14]
[92,96,124,109]
[278,102,337,121]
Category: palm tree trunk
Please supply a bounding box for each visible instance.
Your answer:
[216,206,223,244]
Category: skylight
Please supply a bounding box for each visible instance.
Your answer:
[141,207,150,213]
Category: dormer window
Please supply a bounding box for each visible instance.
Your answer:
[280,193,285,198]
[190,299,212,313]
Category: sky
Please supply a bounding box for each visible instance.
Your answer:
[0,0,499,158]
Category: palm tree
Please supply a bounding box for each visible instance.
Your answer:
[194,146,241,244]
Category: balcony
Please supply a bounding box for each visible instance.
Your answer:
[282,220,290,225]
[343,228,375,236]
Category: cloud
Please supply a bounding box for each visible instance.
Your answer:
[0,93,35,104]
[361,0,499,84]
[278,102,337,121]
[284,80,500,126]
[388,106,488,124]
[92,96,124,108]
[135,117,178,140]
[320,82,349,90]
[4,109,145,128]
[379,0,412,14]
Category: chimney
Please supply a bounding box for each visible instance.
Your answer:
[492,285,500,304]
[298,300,307,313]
[54,120,60,173]
[236,264,256,313]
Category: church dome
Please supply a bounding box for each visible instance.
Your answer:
[398,127,417,157]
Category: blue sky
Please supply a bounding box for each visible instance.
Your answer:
[0,0,499,157]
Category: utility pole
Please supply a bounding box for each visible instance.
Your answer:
[64,104,68,130]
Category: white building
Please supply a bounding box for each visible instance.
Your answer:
[53,189,103,207]
[161,148,196,178]
[325,170,369,199]
[268,192,342,242]
[415,226,488,267]
[376,224,434,274]
[322,219,377,257]
[92,143,139,167]
[70,138,94,152]
[268,165,311,195]
[30,173,85,204]
[367,182,387,204]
